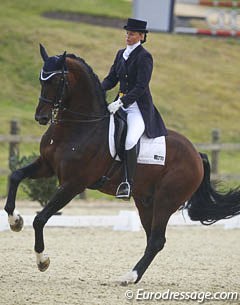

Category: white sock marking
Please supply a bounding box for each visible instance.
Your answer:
[119,270,138,285]
[35,252,49,264]
[8,211,20,225]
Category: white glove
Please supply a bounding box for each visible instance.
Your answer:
[107,98,123,114]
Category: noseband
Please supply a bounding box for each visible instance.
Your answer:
[39,68,109,124]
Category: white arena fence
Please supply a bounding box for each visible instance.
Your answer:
[0,209,239,232]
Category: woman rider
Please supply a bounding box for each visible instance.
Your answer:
[102,18,167,199]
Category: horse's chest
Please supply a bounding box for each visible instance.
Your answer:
[40,133,64,160]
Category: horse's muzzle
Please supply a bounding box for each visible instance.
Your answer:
[35,114,50,125]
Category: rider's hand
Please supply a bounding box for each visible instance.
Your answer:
[107,98,123,114]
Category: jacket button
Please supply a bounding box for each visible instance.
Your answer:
[125,74,128,78]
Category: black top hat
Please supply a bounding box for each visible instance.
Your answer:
[123,18,148,33]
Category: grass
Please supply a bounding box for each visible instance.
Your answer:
[0,0,240,199]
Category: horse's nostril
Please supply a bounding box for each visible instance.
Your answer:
[35,115,49,125]
[39,118,49,125]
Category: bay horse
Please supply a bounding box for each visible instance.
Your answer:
[4,44,240,285]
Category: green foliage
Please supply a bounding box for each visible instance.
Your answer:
[12,153,58,206]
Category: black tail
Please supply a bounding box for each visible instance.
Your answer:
[186,153,240,225]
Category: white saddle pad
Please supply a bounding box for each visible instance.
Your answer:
[109,114,166,165]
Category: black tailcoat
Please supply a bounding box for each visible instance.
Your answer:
[102,45,167,138]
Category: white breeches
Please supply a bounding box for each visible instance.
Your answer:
[122,102,145,150]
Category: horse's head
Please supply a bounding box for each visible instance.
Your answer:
[36,44,108,126]
[35,44,68,125]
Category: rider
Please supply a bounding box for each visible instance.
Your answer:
[102,18,167,199]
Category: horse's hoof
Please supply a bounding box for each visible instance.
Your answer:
[37,257,50,272]
[9,214,24,232]
[118,270,138,286]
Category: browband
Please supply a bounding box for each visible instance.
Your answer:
[40,69,68,81]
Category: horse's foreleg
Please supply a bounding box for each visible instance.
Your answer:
[5,158,52,232]
[32,184,80,272]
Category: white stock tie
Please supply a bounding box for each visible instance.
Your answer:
[123,41,141,60]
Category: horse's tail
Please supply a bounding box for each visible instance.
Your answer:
[185,153,240,225]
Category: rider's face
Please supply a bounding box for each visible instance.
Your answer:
[125,31,144,45]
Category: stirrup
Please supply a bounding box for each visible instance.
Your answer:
[116,181,131,200]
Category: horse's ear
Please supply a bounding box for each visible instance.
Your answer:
[58,51,67,67]
[39,43,49,62]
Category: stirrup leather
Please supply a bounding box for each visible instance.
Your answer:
[116,181,131,199]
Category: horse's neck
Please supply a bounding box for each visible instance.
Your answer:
[68,59,107,116]
[76,77,104,114]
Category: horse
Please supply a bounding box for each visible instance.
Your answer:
[4,44,240,285]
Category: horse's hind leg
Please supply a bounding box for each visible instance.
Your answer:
[119,187,179,285]
[4,157,53,232]
[119,210,171,285]
[118,199,154,284]
[135,199,153,242]
[32,183,80,271]
[132,207,171,283]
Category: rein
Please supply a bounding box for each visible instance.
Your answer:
[56,110,109,124]
[39,67,109,124]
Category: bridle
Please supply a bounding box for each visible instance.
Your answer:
[39,67,109,124]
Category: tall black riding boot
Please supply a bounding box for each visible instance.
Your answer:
[116,146,137,200]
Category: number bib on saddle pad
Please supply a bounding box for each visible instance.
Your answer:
[109,114,166,165]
